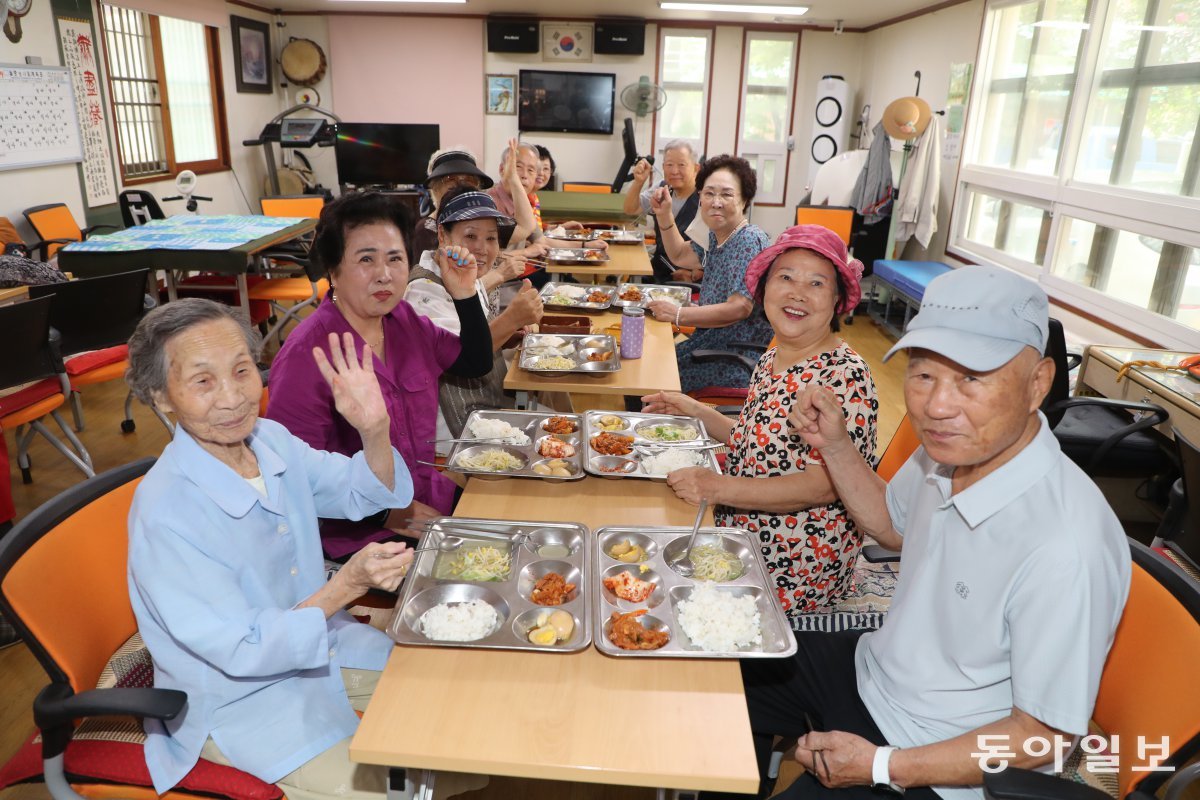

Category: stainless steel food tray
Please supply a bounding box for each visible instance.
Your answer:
[539,281,616,311]
[389,518,593,653]
[518,333,621,376]
[592,526,797,659]
[548,229,594,241]
[547,247,610,264]
[611,283,692,309]
[446,410,586,481]
[582,411,721,480]
[595,229,644,245]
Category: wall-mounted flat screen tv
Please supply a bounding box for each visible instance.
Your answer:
[334,122,440,186]
[518,70,615,135]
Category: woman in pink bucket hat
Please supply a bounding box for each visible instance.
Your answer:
[643,225,879,621]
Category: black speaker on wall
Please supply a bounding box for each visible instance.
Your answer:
[487,17,539,53]
[594,20,645,55]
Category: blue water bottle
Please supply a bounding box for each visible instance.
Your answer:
[620,306,645,359]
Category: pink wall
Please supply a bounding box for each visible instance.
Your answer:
[328,16,485,157]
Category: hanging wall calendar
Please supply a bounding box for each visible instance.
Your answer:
[0,63,83,171]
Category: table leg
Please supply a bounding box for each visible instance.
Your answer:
[386,767,435,800]
[236,273,250,320]
[165,270,179,303]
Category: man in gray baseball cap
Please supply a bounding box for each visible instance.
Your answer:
[707,265,1130,800]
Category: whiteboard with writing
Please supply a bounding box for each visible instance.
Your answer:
[0,64,85,172]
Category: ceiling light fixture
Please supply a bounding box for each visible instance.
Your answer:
[659,2,809,16]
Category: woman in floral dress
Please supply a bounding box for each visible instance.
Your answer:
[642,225,878,620]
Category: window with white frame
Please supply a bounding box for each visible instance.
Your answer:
[954,0,1200,346]
[656,30,711,164]
[100,4,227,182]
[738,31,798,205]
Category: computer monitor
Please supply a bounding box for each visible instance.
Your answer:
[334,123,440,187]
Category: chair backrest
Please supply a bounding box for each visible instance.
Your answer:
[562,182,612,194]
[1041,318,1072,428]
[877,415,920,481]
[794,206,855,246]
[0,295,61,391]
[1167,427,1200,570]
[23,203,83,257]
[260,195,326,218]
[1093,539,1200,798]
[0,459,154,693]
[27,269,150,356]
[118,189,166,227]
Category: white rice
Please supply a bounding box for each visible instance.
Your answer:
[419,599,499,641]
[555,285,588,299]
[468,417,530,446]
[676,583,762,652]
[640,449,707,475]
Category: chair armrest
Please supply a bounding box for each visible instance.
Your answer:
[715,404,743,417]
[81,224,119,238]
[31,238,75,261]
[1047,396,1170,472]
[861,544,900,563]
[34,682,187,759]
[984,768,1109,800]
[692,348,758,373]
[1064,353,1082,371]
[730,340,769,354]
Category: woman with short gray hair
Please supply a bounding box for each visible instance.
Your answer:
[124,297,416,798]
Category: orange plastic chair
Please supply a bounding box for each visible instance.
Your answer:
[23,203,117,260]
[876,415,920,481]
[260,195,326,218]
[0,296,94,484]
[984,540,1200,800]
[253,196,329,346]
[561,183,612,194]
[27,269,149,434]
[793,206,854,245]
[0,460,288,800]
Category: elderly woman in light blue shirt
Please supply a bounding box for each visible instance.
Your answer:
[124,298,414,798]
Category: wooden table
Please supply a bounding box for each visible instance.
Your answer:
[1076,346,1200,443]
[549,245,654,283]
[350,477,758,794]
[505,310,681,400]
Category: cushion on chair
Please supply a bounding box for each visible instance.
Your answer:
[0,378,62,419]
[0,633,283,800]
[1054,404,1170,476]
[65,346,128,377]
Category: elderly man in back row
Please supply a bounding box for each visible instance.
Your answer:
[706,265,1131,800]
[622,139,702,282]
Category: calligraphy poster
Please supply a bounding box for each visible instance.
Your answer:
[58,17,116,207]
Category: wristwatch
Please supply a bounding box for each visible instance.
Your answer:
[872,746,904,794]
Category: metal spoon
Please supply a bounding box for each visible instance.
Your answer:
[669,499,709,578]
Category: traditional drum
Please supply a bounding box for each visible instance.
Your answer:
[280,37,326,87]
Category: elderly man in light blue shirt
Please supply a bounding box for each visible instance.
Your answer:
[125,298,415,798]
[713,266,1130,800]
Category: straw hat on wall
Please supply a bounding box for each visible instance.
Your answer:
[882,96,932,140]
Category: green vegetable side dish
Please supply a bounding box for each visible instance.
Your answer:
[433,545,512,582]
[641,424,699,442]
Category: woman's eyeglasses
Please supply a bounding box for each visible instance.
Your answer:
[700,190,739,204]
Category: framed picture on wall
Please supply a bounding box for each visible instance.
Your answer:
[541,22,592,62]
[485,74,516,115]
[231,15,272,94]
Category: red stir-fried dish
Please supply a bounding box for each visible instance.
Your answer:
[608,610,669,650]
[531,572,576,606]
[603,571,656,603]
